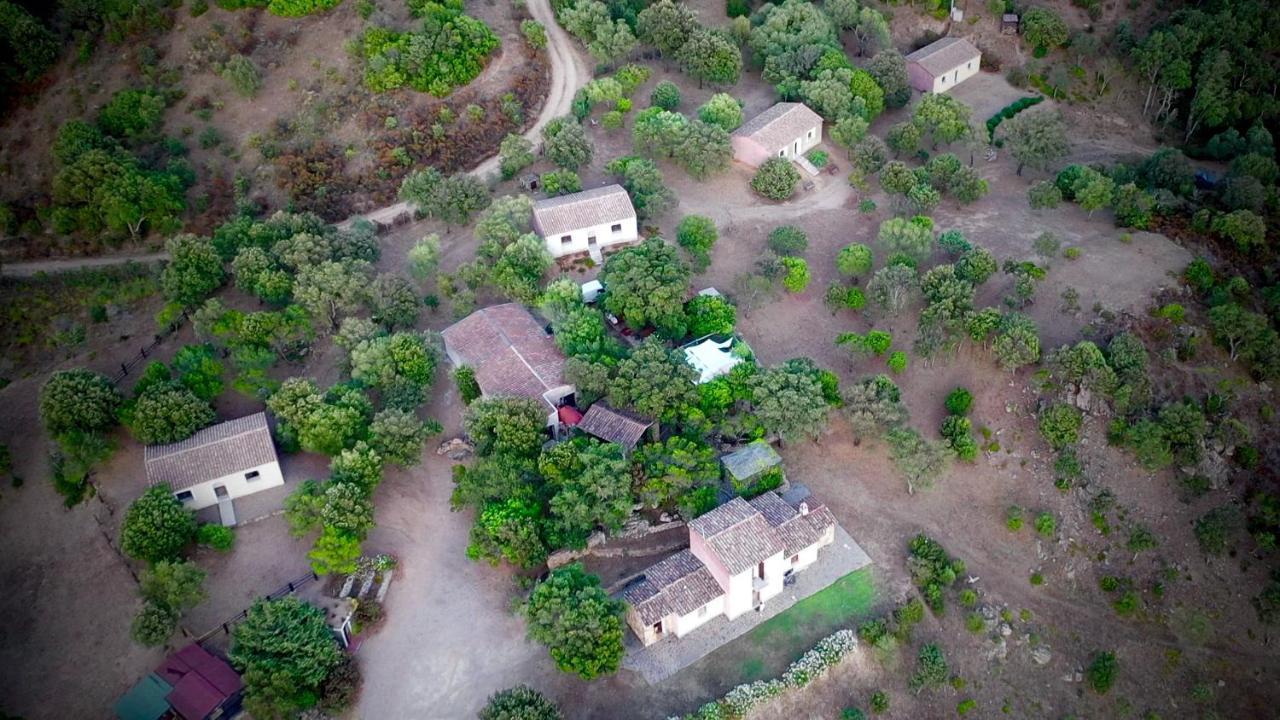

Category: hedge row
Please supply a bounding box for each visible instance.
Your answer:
[986,95,1044,141]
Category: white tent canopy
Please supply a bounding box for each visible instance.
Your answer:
[683,337,742,384]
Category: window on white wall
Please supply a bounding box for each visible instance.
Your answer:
[245,470,261,481]
[560,235,572,245]
[176,491,194,503]
[611,223,622,233]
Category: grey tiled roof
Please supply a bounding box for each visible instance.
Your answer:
[144,413,277,491]
[750,493,836,557]
[623,550,724,626]
[576,402,652,450]
[689,497,786,574]
[905,36,981,76]
[706,514,785,574]
[688,496,757,538]
[733,102,823,154]
[532,185,635,237]
[720,440,782,481]
[441,304,566,407]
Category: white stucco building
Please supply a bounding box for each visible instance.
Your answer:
[906,36,982,94]
[143,412,283,518]
[440,303,574,427]
[623,492,837,646]
[731,102,824,168]
[532,185,638,261]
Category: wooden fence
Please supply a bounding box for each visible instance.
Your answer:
[109,311,188,384]
[194,570,319,642]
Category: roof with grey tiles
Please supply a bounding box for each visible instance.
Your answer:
[733,102,823,154]
[577,402,652,450]
[441,303,567,407]
[144,413,277,491]
[751,493,836,557]
[905,36,981,77]
[623,550,724,626]
[532,185,636,237]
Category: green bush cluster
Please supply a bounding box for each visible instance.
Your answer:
[359,0,499,96]
[986,96,1044,141]
[907,533,964,614]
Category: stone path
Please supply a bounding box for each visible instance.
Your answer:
[622,526,873,685]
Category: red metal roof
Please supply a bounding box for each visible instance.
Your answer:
[559,405,584,425]
[154,644,242,720]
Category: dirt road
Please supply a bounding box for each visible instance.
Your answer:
[0,0,589,274]
[335,0,589,230]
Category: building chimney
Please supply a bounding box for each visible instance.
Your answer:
[799,502,809,516]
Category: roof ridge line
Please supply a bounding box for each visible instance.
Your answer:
[147,423,267,460]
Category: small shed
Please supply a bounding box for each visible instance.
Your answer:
[577,402,653,450]
[721,440,783,486]
[114,674,173,720]
[1001,13,1020,34]
[905,37,982,94]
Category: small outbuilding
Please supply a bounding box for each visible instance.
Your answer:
[576,402,653,450]
[1001,13,1020,34]
[905,36,982,94]
[731,102,824,168]
[720,439,783,492]
[117,644,243,720]
[532,184,638,261]
[144,412,283,517]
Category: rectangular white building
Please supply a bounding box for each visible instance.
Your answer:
[906,36,982,94]
[144,412,283,514]
[531,185,638,261]
[731,102,824,168]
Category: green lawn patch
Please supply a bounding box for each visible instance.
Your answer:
[724,567,876,685]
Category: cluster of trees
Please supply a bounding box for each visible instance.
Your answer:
[436,194,555,315]
[556,0,638,65]
[122,344,224,445]
[229,596,355,718]
[481,685,564,719]
[276,357,438,573]
[399,166,492,227]
[39,368,125,504]
[568,64,650,132]
[1128,1,1280,144]
[47,109,191,241]
[632,106,733,180]
[748,0,889,115]
[939,387,977,461]
[607,155,675,220]
[636,0,742,85]
[879,152,988,214]
[359,0,500,96]
[121,488,206,645]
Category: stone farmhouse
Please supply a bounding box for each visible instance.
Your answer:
[144,412,282,523]
[905,36,982,93]
[441,303,574,427]
[731,102,824,168]
[623,492,837,646]
[532,184,638,262]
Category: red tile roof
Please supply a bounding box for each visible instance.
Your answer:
[154,644,242,720]
[441,304,568,408]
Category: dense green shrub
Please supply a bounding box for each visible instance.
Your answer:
[359,2,499,96]
[752,158,800,201]
[944,387,972,415]
[198,523,235,551]
[1086,651,1117,694]
[122,486,198,564]
[907,534,963,614]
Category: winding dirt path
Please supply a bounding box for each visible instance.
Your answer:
[0,0,588,276]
